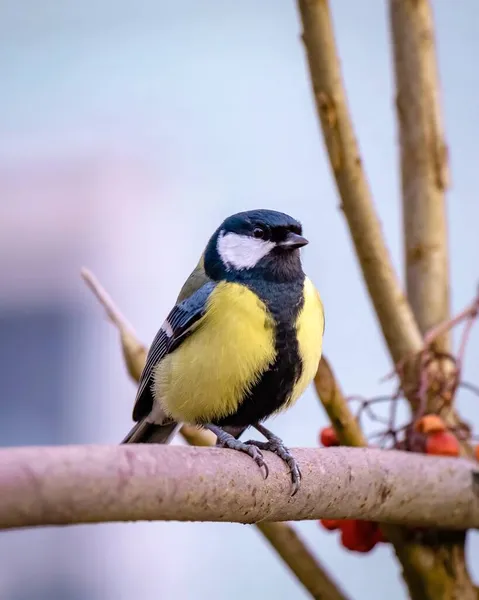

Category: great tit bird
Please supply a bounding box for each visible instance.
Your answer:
[122,209,325,495]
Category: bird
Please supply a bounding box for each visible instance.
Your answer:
[121,209,325,495]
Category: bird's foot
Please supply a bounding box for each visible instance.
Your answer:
[207,424,269,479]
[248,424,302,496]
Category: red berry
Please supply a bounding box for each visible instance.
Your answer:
[372,525,387,544]
[340,520,377,553]
[415,414,446,435]
[354,536,378,553]
[425,431,460,457]
[320,426,340,447]
[319,519,342,531]
[339,520,358,551]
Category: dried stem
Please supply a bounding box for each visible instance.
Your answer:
[297,0,423,364]
[81,268,147,382]
[381,290,479,387]
[2,444,478,531]
[257,522,350,600]
[424,291,479,349]
[82,268,348,600]
[314,357,366,447]
[389,0,450,353]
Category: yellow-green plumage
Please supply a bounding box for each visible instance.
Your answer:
[154,276,324,425]
[154,281,276,423]
[283,277,324,408]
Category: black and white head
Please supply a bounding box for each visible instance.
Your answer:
[204,209,308,283]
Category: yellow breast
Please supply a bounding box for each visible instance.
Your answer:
[153,281,276,424]
[287,277,325,407]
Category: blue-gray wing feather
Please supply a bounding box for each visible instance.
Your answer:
[132,280,216,421]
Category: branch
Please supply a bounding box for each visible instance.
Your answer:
[296,4,477,597]
[256,522,350,600]
[314,357,366,447]
[297,0,423,364]
[1,445,478,531]
[389,0,450,353]
[423,289,479,352]
[81,268,349,600]
[81,269,147,382]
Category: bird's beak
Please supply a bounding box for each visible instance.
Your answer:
[277,232,309,249]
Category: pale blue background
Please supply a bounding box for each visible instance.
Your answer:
[1,2,478,599]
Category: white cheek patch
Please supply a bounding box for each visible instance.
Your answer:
[217,231,275,270]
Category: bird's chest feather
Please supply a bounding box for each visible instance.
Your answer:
[154,278,324,427]
[154,281,277,423]
[217,277,324,427]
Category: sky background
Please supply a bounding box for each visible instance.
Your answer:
[1,1,478,599]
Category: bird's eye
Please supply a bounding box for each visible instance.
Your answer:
[253,227,265,239]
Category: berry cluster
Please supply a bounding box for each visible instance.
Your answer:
[414,414,460,456]
[316,293,479,553]
[319,518,386,553]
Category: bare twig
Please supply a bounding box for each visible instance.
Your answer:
[389,0,450,353]
[1,444,478,531]
[380,290,479,391]
[314,357,366,447]
[81,268,147,382]
[81,268,348,600]
[81,268,135,333]
[424,291,479,350]
[297,0,423,364]
[257,522,349,600]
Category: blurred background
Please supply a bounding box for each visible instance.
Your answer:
[1,1,478,599]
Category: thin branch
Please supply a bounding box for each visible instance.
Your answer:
[297,0,423,364]
[389,0,450,353]
[82,268,348,600]
[81,268,135,333]
[81,268,147,382]
[381,289,479,384]
[314,357,367,447]
[256,522,350,600]
[424,291,479,349]
[1,444,478,531]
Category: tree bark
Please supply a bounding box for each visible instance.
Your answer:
[1,444,478,531]
[389,0,450,353]
[297,0,423,364]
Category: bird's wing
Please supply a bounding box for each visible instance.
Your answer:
[132,273,215,422]
[175,253,208,303]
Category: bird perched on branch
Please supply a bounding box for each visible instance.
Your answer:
[122,209,325,495]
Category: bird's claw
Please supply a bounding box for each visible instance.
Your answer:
[215,435,269,480]
[245,445,269,480]
[244,437,302,496]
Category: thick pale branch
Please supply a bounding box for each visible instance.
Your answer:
[389,0,450,353]
[297,0,422,364]
[1,445,478,531]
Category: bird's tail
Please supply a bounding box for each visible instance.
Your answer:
[121,419,181,444]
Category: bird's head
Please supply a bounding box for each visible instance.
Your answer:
[204,209,308,283]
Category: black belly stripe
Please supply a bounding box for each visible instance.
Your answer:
[214,277,305,428]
